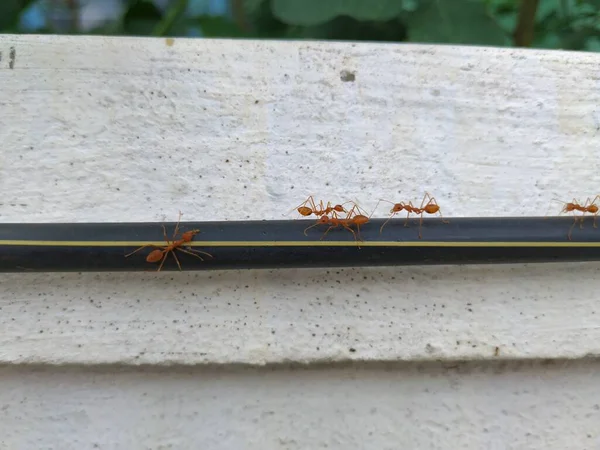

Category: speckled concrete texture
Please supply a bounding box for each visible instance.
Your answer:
[1,35,600,365]
[1,360,599,449]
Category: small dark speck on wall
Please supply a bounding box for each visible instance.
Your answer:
[9,47,16,69]
[349,348,356,353]
[340,70,355,82]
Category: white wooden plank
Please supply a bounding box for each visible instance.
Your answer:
[1,35,600,365]
[1,361,599,449]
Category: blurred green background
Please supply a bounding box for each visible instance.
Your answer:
[3,0,600,51]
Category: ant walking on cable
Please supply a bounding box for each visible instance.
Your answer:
[293,195,352,219]
[303,203,371,245]
[377,192,448,239]
[556,196,600,240]
[125,212,213,271]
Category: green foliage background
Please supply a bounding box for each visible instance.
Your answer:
[3,0,600,51]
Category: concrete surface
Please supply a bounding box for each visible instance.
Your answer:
[1,35,600,448]
[1,360,599,449]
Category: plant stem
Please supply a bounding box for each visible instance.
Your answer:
[231,0,251,32]
[514,0,539,47]
[152,0,188,37]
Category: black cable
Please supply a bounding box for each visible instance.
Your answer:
[0,216,598,272]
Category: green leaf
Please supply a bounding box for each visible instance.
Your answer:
[123,0,163,36]
[401,0,420,12]
[407,0,509,45]
[0,0,35,31]
[152,0,188,36]
[585,36,600,51]
[245,0,265,14]
[533,30,562,48]
[245,0,291,38]
[196,15,253,37]
[271,0,405,26]
[493,11,518,33]
[295,16,408,41]
[536,0,559,22]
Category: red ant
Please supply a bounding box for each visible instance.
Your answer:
[125,212,213,271]
[557,196,600,240]
[377,192,448,239]
[303,204,370,244]
[293,195,351,218]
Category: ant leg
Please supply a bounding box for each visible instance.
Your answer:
[590,196,600,228]
[320,225,337,241]
[403,202,416,228]
[578,204,588,230]
[162,224,174,246]
[581,199,600,228]
[289,196,313,216]
[309,196,319,211]
[340,199,357,213]
[170,250,183,271]
[172,212,183,238]
[426,194,449,224]
[353,202,371,218]
[156,252,170,272]
[438,209,450,224]
[420,192,432,210]
[344,205,358,219]
[184,246,213,258]
[373,198,396,217]
[343,224,361,248]
[304,221,322,237]
[568,218,578,241]
[372,199,384,217]
[125,244,162,258]
[301,195,315,210]
[177,247,213,261]
[379,212,396,235]
[318,199,328,215]
[418,213,424,240]
[580,198,592,230]
[342,223,358,241]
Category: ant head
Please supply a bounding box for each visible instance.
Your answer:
[297,206,313,216]
[333,204,346,213]
[181,229,200,240]
[146,249,164,263]
[318,216,330,224]
[590,205,599,214]
[562,203,575,213]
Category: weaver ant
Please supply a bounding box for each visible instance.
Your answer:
[303,204,370,244]
[556,196,600,240]
[125,212,213,271]
[293,195,350,218]
[377,192,448,239]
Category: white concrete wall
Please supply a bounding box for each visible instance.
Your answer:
[1,35,600,448]
[2,361,600,449]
